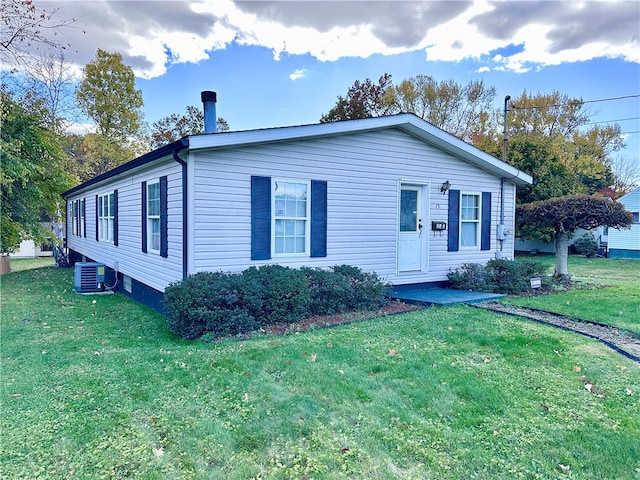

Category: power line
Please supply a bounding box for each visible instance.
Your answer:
[582,94,640,104]
[586,116,640,125]
[510,94,640,111]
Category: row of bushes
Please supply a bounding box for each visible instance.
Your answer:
[447,258,551,294]
[163,265,388,340]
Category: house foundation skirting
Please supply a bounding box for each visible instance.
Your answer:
[607,249,640,259]
[67,249,166,315]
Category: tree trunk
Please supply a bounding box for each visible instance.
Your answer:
[0,255,10,275]
[554,231,570,281]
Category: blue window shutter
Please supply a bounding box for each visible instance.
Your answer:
[141,182,147,253]
[310,180,327,257]
[448,190,460,252]
[113,190,118,246]
[481,192,491,251]
[95,195,99,242]
[160,176,168,258]
[251,176,271,260]
[82,199,86,238]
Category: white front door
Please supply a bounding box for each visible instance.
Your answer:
[398,185,425,272]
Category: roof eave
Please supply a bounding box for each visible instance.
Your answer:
[62,138,188,198]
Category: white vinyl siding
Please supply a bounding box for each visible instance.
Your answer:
[608,188,640,253]
[190,128,513,285]
[65,159,183,292]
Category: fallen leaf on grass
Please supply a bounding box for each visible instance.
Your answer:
[388,349,396,356]
[572,365,581,372]
[541,404,550,411]
[311,353,317,362]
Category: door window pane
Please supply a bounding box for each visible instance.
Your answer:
[400,189,418,232]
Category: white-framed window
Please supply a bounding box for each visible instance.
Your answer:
[71,199,85,236]
[98,192,115,243]
[72,200,78,235]
[147,180,161,254]
[79,199,85,237]
[460,193,480,248]
[272,179,310,256]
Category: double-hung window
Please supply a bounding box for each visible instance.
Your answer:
[98,192,115,243]
[80,200,85,236]
[147,180,161,254]
[273,179,310,255]
[72,201,79,236]
[460,193,480,248]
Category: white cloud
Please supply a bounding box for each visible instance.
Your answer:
[7,0,637,79]
[289,69,307,81]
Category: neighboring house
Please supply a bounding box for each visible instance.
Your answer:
[11,222,64,258]
[608,187,640,259]
[62,94,533,312]
[515,226,608,255]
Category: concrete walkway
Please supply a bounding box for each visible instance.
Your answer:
[388,284,504,306]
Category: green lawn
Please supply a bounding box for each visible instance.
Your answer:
[507,254,640,334]
[1,261,639,479]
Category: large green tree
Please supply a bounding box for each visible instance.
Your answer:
[0,89,76,254]
[76,49,143,174]
[516,195,632,279]
[501,91,620,204]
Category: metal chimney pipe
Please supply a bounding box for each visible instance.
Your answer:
[201,91,217,134]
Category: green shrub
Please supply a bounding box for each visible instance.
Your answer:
[573,233,599,257]
[164,271,262,340]
[302,265,388,315]
[164,265,388,340]
[447,263,486,291]
[242,265,310,325]
[332,264,388,311]
[448,258,550,294]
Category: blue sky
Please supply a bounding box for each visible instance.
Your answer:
[11,1,640,166]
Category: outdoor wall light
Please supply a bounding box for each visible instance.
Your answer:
[440,180,451,195]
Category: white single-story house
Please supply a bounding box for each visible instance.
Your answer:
[62,93,532,311]
[608,187,640,259]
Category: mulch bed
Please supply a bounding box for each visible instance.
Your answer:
[227,301,421,341]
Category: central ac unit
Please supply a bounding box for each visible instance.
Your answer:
[74,262,106,293]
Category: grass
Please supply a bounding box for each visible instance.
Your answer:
[1,261,639,479]
[507,254,640,334]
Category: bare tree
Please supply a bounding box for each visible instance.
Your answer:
[611,155,640,196]
[15,52,80,134]
[1,0,80,68]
